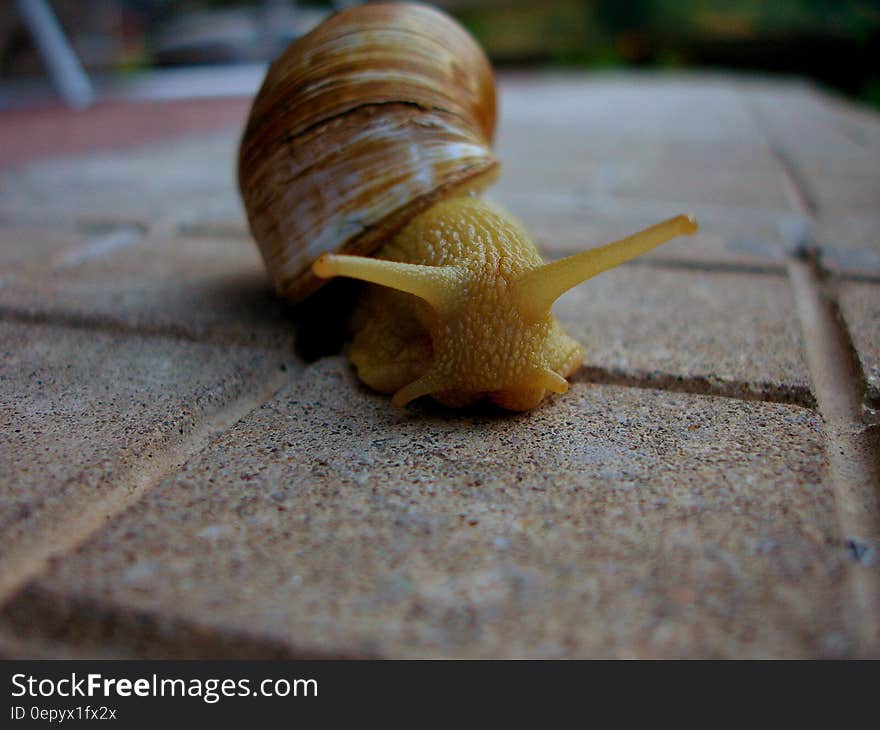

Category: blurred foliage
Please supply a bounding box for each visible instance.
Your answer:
[456,0,880,106]
[613,0,880,38]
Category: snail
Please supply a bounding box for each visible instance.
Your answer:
[238,2,697,411]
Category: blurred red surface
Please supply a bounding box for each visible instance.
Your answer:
[0,97,251,169]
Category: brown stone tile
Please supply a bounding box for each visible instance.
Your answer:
[0,98,249,170]
[493,134,792,212]
[2,358,846,658]
[497,74,769,148]
[0,133,238,228]
[838,281,880,411]
[492,80,795,268]
[0,225,92,271]
[0,320,290,599]
[815,215,880,277]
[555,266,812,403]
[0,231,809,401]
[1,75,798,269]
[2,72,875,660]
[175,172,794,271]
[746,84,880,172]
[799,169,879,216]
[746,85,880,218]
[489,189,788,268]
[0,229,294,349]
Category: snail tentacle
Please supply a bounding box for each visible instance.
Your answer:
[391,369,447,408]
[533,368,570,395]
[512,215,698,322]
[313,253,463,313]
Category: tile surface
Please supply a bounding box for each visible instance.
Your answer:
[1,72,878,658]
[0,320,288,595]
[0,230,293,348]
[838,281,880,412]
[3,359,846,658]
[555,266,811,402]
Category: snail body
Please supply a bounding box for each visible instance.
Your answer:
[318,196,585,411]
[239,3,697,411]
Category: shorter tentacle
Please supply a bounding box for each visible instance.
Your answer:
[533,368,569,394]
[391,369,448,408]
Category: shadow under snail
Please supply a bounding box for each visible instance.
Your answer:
[238,2,697,411]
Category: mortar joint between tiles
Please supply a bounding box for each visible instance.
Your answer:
[785,252,880,656]
[572,366,817,410]
[0,304,296,355]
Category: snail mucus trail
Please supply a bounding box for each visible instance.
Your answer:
[238,3,698,411]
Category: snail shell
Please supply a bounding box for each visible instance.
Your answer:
[238,2,500,304]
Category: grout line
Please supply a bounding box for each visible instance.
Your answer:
[556,249,880,285]
[1,302,816,411]
[834,271,880,286]
[0,304,294,351]
[787,254,880,656]
[0,304,203,343]
[54,224,148,270]
[769,144,819,218]
[742,94,819,220]
[546,252,790,278]
[0,369,291,608]
[615,256,787,278]
[573,365,816,409]
[163,221,880,285]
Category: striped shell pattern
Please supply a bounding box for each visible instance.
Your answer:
[238,3,500,303]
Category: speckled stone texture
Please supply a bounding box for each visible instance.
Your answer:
[0,320,289,597]
[0,132,243,227]
[555,266,811,404]
[1,358,848,658]
[0,228,292,347]
[0,73,878,658]
[817,218,880,277]
[838,282,880,412]
[488,190,790,270]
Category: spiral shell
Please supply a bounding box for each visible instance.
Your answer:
[238,2,500,304]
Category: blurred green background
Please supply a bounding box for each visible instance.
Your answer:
[3,1,879,106]
[456,0,880,106]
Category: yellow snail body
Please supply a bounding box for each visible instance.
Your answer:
[238,3,697,411]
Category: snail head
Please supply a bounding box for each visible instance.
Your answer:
[313,198,697,410]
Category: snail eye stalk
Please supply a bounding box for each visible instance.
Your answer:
[512,215,698,321]
[313,253,462,314]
